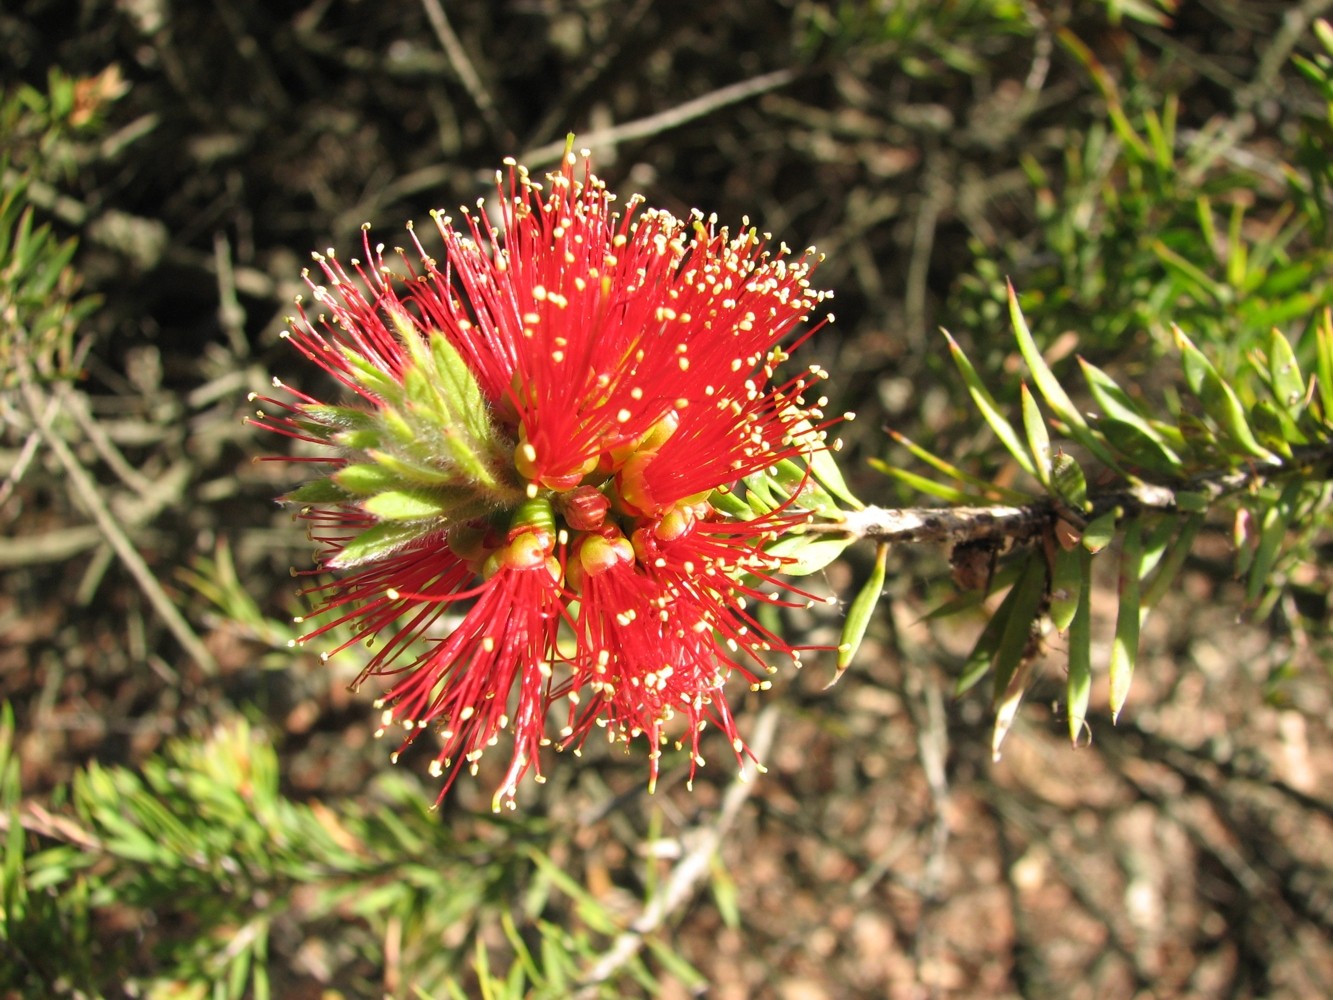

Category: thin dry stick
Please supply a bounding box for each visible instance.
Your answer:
[18,373,217,675]
[520,68,800,168]
[418,0,511,144]
[573,704,781,996]
[809,442,1333,548]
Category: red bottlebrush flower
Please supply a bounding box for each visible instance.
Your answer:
[251,147,850,810]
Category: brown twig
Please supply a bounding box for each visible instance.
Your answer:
[17,370,217,675]
[572,704,780,996]
[808,445,1333,548]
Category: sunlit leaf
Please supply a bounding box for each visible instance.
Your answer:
[944,330,1037,479]
[1082,509,1118,553]
[1109,520,1144,720]
[1021,383,1052,488]
[830,541,888,685]
[1065,548,1094,744]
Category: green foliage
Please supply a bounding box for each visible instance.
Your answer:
[0,178,95,388]
[959,27,1333,373]
[887,290,1333,751]
[797,0,1031,74]
[1292,19,1333,241]
[0,710,695,998]
[0,67,122,387]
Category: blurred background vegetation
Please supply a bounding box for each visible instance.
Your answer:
[2,0,1331,996]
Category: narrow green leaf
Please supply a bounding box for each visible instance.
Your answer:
[883,429,1031,504]
[1082,509,1119,553]
[1317,310,1333,420]
[1097,417,1182,474]
[764,532,854,576]
[1263,329,1306,416]
[1066,549,1094,744]
[1080,358,1182,462]
[1246,481,1302,605]
[1048,542,1083,632]
[1250,400,1300,457]
[923,560,1023,621]
[955,593,1012,696]
[944,330,1037,478]
[1152,239,1226,304]
[742,467,781,514]
[1109,520,1144,720]
[1020,383,1052,488]
[991,554,1047,706]
[868,459,999,505]
[709,854,742,930]
[645,936,708,992]
[1049,453,1089,510]
[1138,514,1180,581]
[500,910,542,986]
[1141,514,1204,610]
[1008,284,1083,431]
[1226,201,1248,289]
[989,554,1048,756]
[226,945,251,1000]
[1174,490,1209,513]
[830,542,888,685]
[1174,325,1279,462]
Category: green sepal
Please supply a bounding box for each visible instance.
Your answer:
[283,478,351,505]
[366,449,464,488]
[335,428,382,451]
[362,489,452,521]
[338,344,402,401]
[334,463,400,495]
[299,403,378,432]
[329,521,427,569]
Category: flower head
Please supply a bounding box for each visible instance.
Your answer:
[251,148,848,809]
